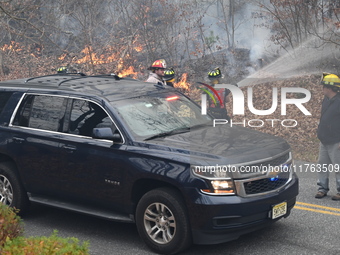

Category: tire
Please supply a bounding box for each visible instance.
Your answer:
[0,162,29,215]
[136,187,192,255]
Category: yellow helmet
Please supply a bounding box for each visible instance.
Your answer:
[208,67,222,79]
[321,72,340,87]
[164,68,175,81]
[57,66,68,73]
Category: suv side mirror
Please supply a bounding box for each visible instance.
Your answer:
[93,127,122,143]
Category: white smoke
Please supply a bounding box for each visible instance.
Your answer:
[201,1,278,69]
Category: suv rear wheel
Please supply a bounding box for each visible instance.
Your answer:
[136,187,191,254]
[0,162,29,215]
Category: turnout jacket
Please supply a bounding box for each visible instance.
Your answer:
[146,72,166,86]
[317,93,340,145]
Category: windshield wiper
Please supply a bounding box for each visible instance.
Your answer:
[144,127,191,141]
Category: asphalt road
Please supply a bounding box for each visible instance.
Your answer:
[22,161,340,255]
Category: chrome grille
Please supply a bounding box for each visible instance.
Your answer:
[243,171,290,195]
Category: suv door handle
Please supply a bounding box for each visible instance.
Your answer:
[13,137,25,143]
[62,145,77,153]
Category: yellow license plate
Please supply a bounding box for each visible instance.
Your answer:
[272,201,287,219]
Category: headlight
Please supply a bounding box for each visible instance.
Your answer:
[201,180,235,194]
[191,165,236,195]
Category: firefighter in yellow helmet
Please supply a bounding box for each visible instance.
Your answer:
[206,67,231,121]
[315,73,340,200]
[57,66,68,73]
[146,59,167,86]
[207,67,222,85]
[320,73,340,89]
[163,68,175,87]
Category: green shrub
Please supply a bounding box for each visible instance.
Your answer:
[0,203,24,246]
[1,230,89,255]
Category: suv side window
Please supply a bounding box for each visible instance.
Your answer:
[67,99,114,137]
[13,94,67,132]
[0,92,13,115]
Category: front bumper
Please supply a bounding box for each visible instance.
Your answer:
[184,176,299,245]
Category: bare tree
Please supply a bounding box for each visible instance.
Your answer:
[256,0,340,52]
[2,0,339,82]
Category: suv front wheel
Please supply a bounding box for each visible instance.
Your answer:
[136,187,192,254]
[0,162,29,215]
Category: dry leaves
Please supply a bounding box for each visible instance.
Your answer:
[230,75,322,162]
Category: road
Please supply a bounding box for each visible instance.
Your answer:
[22,161,340,255]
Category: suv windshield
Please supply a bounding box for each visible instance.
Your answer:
[112,92,212,139]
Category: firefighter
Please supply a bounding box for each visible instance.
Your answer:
[146,59,167,86]
[206,67,231,121]
[57,66,77,74]
[163,68,175,87]
[57,66,68,73]
[315,73,340,200]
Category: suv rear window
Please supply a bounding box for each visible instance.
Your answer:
[13,94,67,131]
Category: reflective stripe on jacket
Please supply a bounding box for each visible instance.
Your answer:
[208,88,226,108]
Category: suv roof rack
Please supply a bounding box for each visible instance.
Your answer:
[25,72,131,87]
[25,72,87,83]
[56,73,121,87]
[91,73,121,80]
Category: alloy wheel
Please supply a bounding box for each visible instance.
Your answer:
[143,202,176,244]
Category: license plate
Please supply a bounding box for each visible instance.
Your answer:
[272,201,287,219]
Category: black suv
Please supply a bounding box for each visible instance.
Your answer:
[0,73,298,254]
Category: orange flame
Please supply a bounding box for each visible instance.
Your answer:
[118,66,138,78]
[76,46,108,65]
[174,73,190,90]
[74,46,131,67]
[58,44,143,78]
